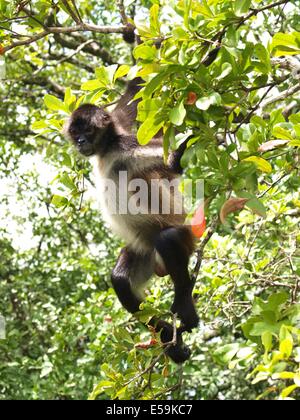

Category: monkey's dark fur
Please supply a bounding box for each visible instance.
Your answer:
[65,34,205,363]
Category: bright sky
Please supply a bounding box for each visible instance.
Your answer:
[0,153,57,251]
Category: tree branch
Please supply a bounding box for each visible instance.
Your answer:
[22,76,65,97]
[261,83,300,109]
[271,56,300,73]
[54,33,116,65]
[33,39,94,75]
[117,0,128,25]
[61,0,82,25]
[237,0,290,29]
[3,24,127,54]
[46,52,94,73]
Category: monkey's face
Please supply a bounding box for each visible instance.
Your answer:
[66,104,111,157]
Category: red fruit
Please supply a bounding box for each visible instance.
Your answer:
[191,206,206,238]
[186,91,197,105]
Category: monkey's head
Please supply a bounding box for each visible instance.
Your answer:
[65,104,112,157]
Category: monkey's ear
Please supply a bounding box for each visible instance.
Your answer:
[102,112,112,124]
[93,110,112,129]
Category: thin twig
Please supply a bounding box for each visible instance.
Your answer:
[233,85,275,133]
[258,173,290,198]
[192,216,219,283]
[237,0,290,29]
[70,0,83,24]
[246,221,264,260]
[117,0,128,25]
[124,350,165,387]
[161,313,178,347]
[79,175,85,211]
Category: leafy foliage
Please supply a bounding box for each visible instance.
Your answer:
[0,0,299,400]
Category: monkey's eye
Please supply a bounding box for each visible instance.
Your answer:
[85,127,95,136]
[68,126,77,136]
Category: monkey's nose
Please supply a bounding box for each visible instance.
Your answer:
[78,136,87,146]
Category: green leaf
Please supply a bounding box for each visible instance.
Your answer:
[281,385,298,399]
[289,139,300,147]
[40,362,53,379]
[196,92,222,110]
[216,63,233,80]
[184,0,192,28]
[134,45,157,61]
[137,116,164,145]
[64,88,76,109]
[269,292,289,309]
[31,120,48,130]
[238,192,267,218]
[169,101,186,126]
[234,0,251,16]
[214,343,240,364]
[144,71,168,97]
[44,95,67,112]
[61,153,73,168]
[280,338,293,358]
[137,98,162,122]
[95,66,111,85]
[273,126,294,141]
[273,372,295,380]
[89,381,114,400]
[150,4,160,35]
[60,173,76,191]
[113,65,130,82]
[251,322,280,336]
[51,195,68,208]
[289,113,300,124]
[81,79,105,91]
[262,331,273,353]
[254,44,272,73]
[243,156,272,173]
[271,32,300,56]
[106,65,118,84]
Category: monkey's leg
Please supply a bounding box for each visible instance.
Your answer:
[155,227,199,332]
[111,247,144,314]
[111,247,191,363]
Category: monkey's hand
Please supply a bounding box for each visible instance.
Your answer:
[123,23,136,44]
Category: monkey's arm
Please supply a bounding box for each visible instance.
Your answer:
[112,77,144,135]
[168,138,191,175]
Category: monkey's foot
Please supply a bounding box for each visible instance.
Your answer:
[171,297,199,332]
[165,343,191,364]
[160,321,191,364]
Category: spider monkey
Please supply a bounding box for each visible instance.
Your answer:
[65,98,198,363]
[65,30,219,363]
